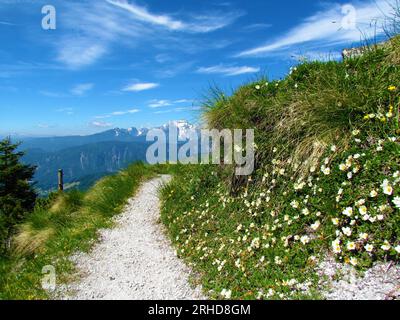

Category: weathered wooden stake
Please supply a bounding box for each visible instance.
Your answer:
[58,169,64,192]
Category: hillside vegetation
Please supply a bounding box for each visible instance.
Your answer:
[160,37,400,299]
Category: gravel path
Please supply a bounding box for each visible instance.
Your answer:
[319,256,400,300]
[60,175,205,300]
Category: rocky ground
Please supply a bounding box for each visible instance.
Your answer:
[319,256,400,300]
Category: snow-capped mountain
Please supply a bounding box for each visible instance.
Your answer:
[158,120,198,140]
[19,120,198,152]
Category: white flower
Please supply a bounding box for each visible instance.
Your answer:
[311,221,321,231]
[381,180,393,195]
[302,208,310,216]
[255,85,261,90]
[221,289,232,299]
[393,197,400,209]
[347,242,356,251]
[290,200,299,209]
[381,241,391,251]
[300,235,310,245]
[332,218,339,225]
[359,233,368,240]
[356,199,365,206]
[339,163,348,171]
[331,145,337,152]
[332,239,341,254]
[369,190,378,198]
[362,214,371,221]
[274,256,282,265]
[322,166,331,175]
[350,257,358,266]
[342,207,353,217]
[251,237,260,249]
[352,129,360,136]
[358,206,367,215]
[347,172,353,179]
[342,227,352,236]
[365,244,374,252]
[395,246,400,254]
[234,144,243,153]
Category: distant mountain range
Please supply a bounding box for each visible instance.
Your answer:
[14,121,198,195]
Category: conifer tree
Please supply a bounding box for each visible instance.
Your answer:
[0,137,37,251]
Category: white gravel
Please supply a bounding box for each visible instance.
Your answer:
[59,175,205,300]
[319,255,400,300]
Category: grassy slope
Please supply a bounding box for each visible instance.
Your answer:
[0,163,170,299]
[160,38,400,300]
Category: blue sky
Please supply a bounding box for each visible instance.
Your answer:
[0,0,396,136]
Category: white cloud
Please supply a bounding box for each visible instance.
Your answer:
[57,39,107,69]
[91,121,113,128]
[174,99,193,104]
[106,0,184,30]
[243,23,272,31]
[148,99,172,108]
[238,0,395,57]
[71,83,94,96]
[123,82,159,92]
[55,107,74,115]
[0,21,15,26]
[153,105,200,114]
[197,64,260,76]
[106,0,242,33]
[111,109,140,115]
[96,108,140,119]
[53,1,242,69]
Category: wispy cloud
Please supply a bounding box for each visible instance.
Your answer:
[106,0,184,30]
[39,90,67,98]
[106,0,243,33]
[111,109,140,115]
[123,82,159,92]
[197,64,260,76]
[148,99,173,108]
[153,105,201,114]
[148,98,193,108]
[91,121,113,128]
[95,108,140,119]
[71,83,94,96]
[0,21,15,26]
[243,23,272,31]
[55,107,74,115]
[238,0,394,57]
[57,40,107,69]
[54,0,243,69]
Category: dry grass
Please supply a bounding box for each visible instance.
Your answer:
[13,224,54,256]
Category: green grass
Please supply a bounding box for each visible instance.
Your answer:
[160,38,400,300]
[0,162,170,299]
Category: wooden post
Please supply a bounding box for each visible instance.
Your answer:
[58,169,64,192]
